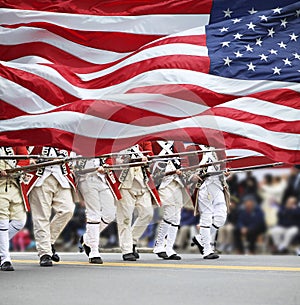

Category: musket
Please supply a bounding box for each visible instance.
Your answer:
[74,159,171,175]
[164,155,259,176]
[153,148,225,160]
[200,162,285,178]
[1,157,79,178]
[99,150,151,158]
[0,150,151,161]
[0,155,65,160]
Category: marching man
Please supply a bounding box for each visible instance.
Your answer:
[76,155,120,264]
[0,146,30,271]
[188,144,230,259]
[151,140,189,260]
[27,147,75,267]
[115,142,160,261]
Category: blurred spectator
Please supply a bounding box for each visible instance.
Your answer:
[281,166,300,205]
[269,196,300,254]
[234,196,266,254]
[226,174,240,198]
[259,174,287,228]
[217,196,240,253]
[239,172,262,205]
[239,171,261,204]
[11,228,32,251]
[174,207,200,250]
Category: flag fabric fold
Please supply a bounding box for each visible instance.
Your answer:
[0,0,300,163]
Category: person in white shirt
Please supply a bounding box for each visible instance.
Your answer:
[76,156,119,264]
[151,140,188,260]
[27,147,75,267]
[189,145,229,259]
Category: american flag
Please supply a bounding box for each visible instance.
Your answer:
[0,0,300,163]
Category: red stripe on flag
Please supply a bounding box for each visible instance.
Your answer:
[1,0,213,15]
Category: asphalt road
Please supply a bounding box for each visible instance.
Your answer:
[1,252,299,305]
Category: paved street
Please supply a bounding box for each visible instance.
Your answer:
[0,252,299,305]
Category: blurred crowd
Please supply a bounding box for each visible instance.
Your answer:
[12,166,300,255]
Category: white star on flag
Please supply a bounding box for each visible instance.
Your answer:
[259,54,268,61]
[247,62,256,71]
[246,22,256,30]
[248,8,257,15]
[278,41,287,49]
[269,49,278,55]
[272,66,281,74]
[293,52,300,60]
[245,44,254,52]
[272,7,282,14]
[223,8,233,18]
[283,58,292,66]
[267,28,275,37]
[232,18,242,24]
[259,15,268,22]
[221,41,231,47]
[223,57,232,66]
[289,33,298,41]
[256,37,263,46]
[234,51,243,58]
[220,27,229,32]
[233,33,243,39]
[280,18,288,28]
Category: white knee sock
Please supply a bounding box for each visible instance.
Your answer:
[9,219,26,240]
[153,220,170,253]
[0,219,10,263]
[85,222,100,258]
[200,227,213,257]
[166,225,179,257]
[210,224,219,251]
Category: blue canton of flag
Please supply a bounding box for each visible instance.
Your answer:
[207,1,300,82]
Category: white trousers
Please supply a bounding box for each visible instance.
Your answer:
[153,181,183,256]
[78,175,116,223]
[198,182,227,228]
[0,182,26,221]
[0,182,27,263]
[116,182,153,254]
[197,181,227,256]
[78,175,116,257]
[158,181,183,225]
[29,175,75,257]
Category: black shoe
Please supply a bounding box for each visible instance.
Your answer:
[191,236,204,255]
[203,253,219,259]
[89,257,103,264]
[40,254,53,267]
[163,254,181,260]
[1,261,14,271]
[79,235,91,257]
[156,252,168,259]
[132,244,140,259]
[51,244,60,262]
[122,253,137,261]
